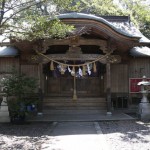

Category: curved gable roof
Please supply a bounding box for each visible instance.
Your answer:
[58,12,150,44]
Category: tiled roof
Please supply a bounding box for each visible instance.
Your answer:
[0,46,18,57]
[130,46,150,57]
[58,12,150,44]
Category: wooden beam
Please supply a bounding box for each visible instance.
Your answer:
[44,38,107,46]
[27,54,121,64]
[44,54,103,61]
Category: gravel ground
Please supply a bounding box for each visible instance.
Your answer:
[0,122,53,150]
[99,121,150,150]
[0,121,150,150]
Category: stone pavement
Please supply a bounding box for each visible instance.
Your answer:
[0,111,136,123]
[41,121,110,150]
[28,112,136,122]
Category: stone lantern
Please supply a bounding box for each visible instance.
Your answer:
[137,76,150,120]
[0,81,10,122]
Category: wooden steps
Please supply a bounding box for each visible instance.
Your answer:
[43,97,107,114]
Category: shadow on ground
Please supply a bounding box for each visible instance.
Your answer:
[99,120,150,144]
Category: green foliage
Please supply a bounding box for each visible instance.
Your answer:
[12,15,74,41]
[1,68,38,116]
[1,0,150,40]
[0,0,75,41]
[79,0,125,15]
[76,0,150,39]
[1,69,37,98]
[118,0,150,38]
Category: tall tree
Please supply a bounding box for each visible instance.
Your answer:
[1,0,150,41]
[118,0,150,38]
[79,0,125,15]
[0,0,74,41]
[78,0,150,38]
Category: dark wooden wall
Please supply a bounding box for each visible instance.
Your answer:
[129,58,150,78]
[0,58,19,73]
[110,64,128,93]
[0,56,39,92]
[0,57,19,92]
[108,57,150,107]
[129,57,150,104]
[21,64,39,78]
[109,58,150,94]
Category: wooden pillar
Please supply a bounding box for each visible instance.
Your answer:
[73,75,77,100]
[37,63,44,115]
[38,63,44,90]
[106,62,112,115]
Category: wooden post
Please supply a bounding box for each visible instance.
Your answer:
[73,75,77,100]
[37,63,44,115]
[106,63,112,115]
[38,63,44,91]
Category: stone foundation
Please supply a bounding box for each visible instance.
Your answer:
[0,97,10,122]
[138,103,150,120]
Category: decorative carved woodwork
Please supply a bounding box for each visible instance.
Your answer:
[33,38,117,57]
[66,46,82,55]
[28,55,42,63]
[106,55,121,63]
[33,38,108,53]
[32,40,49,53]
[69,36,80,46]
[67,27,91,46]
[67,26,91,37]
[100,38,117,54]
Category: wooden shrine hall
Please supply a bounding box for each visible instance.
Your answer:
[1,12,150,115]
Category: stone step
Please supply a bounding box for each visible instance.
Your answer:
[43,97,107,114]
[43,98,106,103]
[43,102,106,107]
[43,106,107,111]
[43,97,106,105]
[43,109,106,115]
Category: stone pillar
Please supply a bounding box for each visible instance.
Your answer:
[0,96,10,122]
[106,63,112,115]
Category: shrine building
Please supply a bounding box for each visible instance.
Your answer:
[0,12,150,115]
